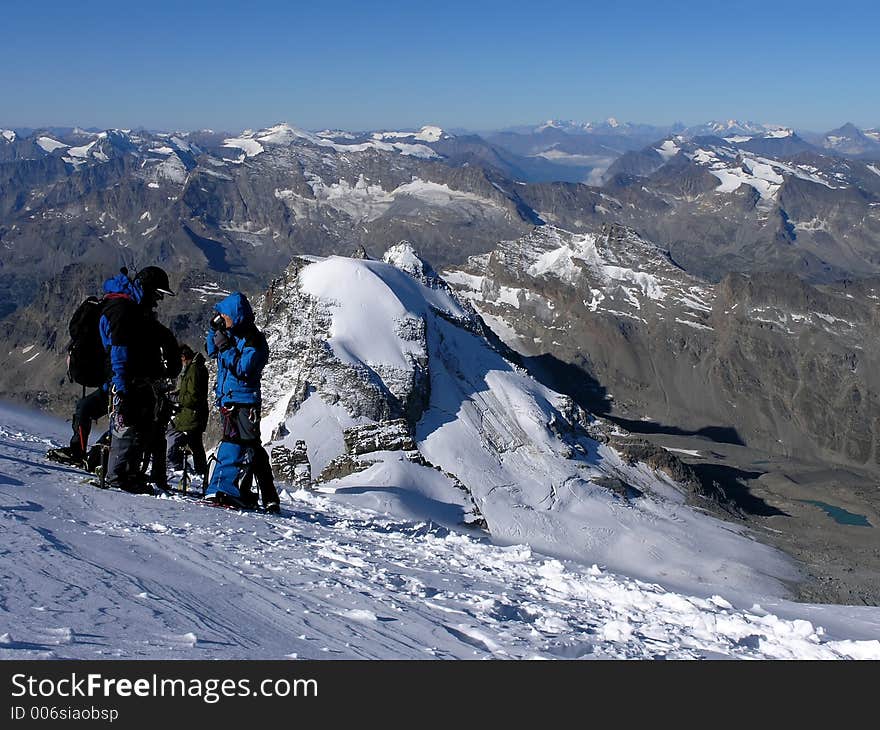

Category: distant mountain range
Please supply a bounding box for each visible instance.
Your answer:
[3,115,879,610]
[1,117,878,448]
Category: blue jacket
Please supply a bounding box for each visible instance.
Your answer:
[99,274,144,393]
[206,292,269,406]
[99,273,179,393]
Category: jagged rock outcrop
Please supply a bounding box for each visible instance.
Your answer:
[258,255,432,431]
[254,243,736,532]
[271,440,311,490]
[318,419,419,482]
[344,419,416,455]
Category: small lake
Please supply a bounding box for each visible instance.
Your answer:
[799,500,872,527]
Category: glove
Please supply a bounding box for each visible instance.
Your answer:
[212,328,232,352]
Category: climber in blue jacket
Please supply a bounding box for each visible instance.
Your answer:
[205,291,280,512]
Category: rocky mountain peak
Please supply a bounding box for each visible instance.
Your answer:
[382,241,440,284]
[250,247,794,592]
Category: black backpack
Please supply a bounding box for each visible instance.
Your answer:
[66,296,107,387]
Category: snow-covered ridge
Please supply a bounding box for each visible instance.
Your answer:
[2,129,17,142]
[688,119,785,137]
[444,225,717,342]
[525,231,666,301]
[685,144,836,199]
[536,118,630,133]
[446,225,711,324]
[256,246,802,600]
[298,255,466,371]
[222,136,264,158]
[223,123,440,161]
[274,174,504,223]
[372,125,447,143]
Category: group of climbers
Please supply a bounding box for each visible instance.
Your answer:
[47,266,279,512]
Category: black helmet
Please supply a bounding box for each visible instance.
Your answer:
[135,266,176,298]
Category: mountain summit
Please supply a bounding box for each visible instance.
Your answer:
[255,244,797,597]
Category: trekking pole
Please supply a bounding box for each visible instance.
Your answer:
[203,454,217,498]
[180,444,191,495]
[100,387,116,490]
[98,441,110,489]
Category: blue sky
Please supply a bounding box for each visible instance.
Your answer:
[2,0,877,133]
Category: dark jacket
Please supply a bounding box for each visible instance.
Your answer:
[99,273,180,393]
[172,352,208,432]
[206,292,268,406]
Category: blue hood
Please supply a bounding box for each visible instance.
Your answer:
[215,292,254,330]
[102,273,143,303]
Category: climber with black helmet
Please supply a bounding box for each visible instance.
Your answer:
[100,265,179,493]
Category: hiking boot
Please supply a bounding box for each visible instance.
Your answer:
[116,476,154,495]
[46,446,86,467]
[263,501,281,514]
[238,490,259,510]
[206,490,248,509]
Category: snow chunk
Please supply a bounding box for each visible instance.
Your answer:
[664,447,702,457]
[655,139,680,161]
[388,141,438,159]
[223,137,264,157]
[675,317,713,331]
[306,174,394,222]
[297,175,499,223]
[383,241,432,279]
[340,609,378,622]
[266,392,369,477]
[372,125,446,143]
[67,140,97,158]
[414,125,444,142]
[36,136,68,152]
[394,179,488,205]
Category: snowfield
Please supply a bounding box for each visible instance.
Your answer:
[2,400,879,658]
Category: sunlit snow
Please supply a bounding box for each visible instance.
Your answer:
[36,136,68,152]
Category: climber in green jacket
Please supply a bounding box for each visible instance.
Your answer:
[166,343,209,479]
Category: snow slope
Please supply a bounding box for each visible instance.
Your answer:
[2,404,879,659]
[261,251,836,599]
